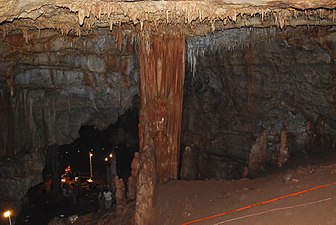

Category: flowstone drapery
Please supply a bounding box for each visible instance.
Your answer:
[135,33,185,225]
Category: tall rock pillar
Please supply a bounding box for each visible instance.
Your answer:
[135,33,185,225]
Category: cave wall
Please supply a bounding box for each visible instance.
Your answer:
[0,28,139,200]
[182,26,336,179]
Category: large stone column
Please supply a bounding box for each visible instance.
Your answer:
[135,33,185,225]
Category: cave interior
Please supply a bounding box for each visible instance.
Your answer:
[1,0,336,224]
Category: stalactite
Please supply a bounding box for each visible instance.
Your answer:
[6,66,14,97]
[30,93,35,147]
[187,48,197,78]
[244,45,254,114]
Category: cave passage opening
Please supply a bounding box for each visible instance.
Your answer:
[57,106,139,185]
[16,106,139,225]
[180,26,336,181]
[55,106,139,190]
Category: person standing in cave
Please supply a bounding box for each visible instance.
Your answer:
[98,190,105,212]
[60,183,71,215]
[103,187,113,209]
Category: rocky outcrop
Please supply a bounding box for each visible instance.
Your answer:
[182,26,336,179]
[0,29,139,201]
[0,29,139,157]
[0,151,45,201]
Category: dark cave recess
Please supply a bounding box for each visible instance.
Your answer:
[180,26,336,180]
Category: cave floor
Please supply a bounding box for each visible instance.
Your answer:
[4,152,336,225]
[155,151,336,225]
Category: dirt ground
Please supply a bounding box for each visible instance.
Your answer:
[155,152,336,225]
[3,152,336,225]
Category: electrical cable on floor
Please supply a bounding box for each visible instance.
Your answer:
[213,197,332,225]
[183,183,332,225]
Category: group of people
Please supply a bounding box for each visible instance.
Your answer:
[60,165,80,214]
[61,165,78,182]
[61,182,79,205]
[60,165,115,213]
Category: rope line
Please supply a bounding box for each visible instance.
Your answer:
[182,182,332,225]
[214,197,332,225]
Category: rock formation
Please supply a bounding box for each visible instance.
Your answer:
[1,1,336,225]
[127,152,139,200]
[115,176,127,215]
[182,26,336,179]
[0,29,139,202]
[180,146,198,180]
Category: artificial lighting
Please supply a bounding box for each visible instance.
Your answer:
[4,210,12,225]
[4,211,10,218]
[109,153,113,158]
[89,151,93,180]
[105,157,108,162]
[61,178,66,183]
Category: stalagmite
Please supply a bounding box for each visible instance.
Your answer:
[277,120,289,167]
[127,152,139,200]
[135,125,157,225]
[248,130,268,173]
[115,176,127,214]
[180,146,198,180]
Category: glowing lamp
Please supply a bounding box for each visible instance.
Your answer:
[109,153,113,158]
[105,157,108,162]
[3,211,10,218]
[89,151,93,179]
[4,210,12,225]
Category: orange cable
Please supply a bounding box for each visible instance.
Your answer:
[182,183,331,225]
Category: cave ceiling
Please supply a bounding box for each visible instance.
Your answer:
[1,0,336,38]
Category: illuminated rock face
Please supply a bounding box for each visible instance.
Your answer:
[0,29,139,201]
[0,1,336,224]
[0,29,139,157]
[182,26,336,179]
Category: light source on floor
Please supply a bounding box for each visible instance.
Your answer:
[87,150,94,182]
[3,210,12,225]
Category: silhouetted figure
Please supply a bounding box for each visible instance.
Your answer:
[60,184,71,215]
[103,188,113,209]
[98,190,105,212]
